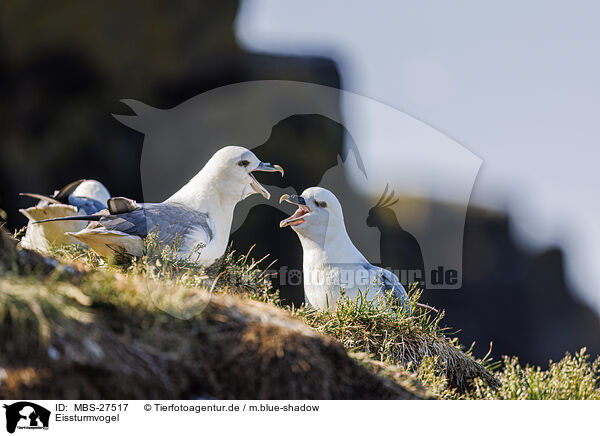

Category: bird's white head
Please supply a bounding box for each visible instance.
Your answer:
[279,187,346,243]
[180,146,284,204]
[71,180,111,205]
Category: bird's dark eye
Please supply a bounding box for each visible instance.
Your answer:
[315,200,327,208]
[238,160,250,167]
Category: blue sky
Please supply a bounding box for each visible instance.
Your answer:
[236,0,600,312]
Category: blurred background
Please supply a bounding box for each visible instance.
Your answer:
[1,0,599,366]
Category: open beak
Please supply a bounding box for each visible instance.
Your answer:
[279,194,311,227]
[249,162,284,200]
[19,192,62,204]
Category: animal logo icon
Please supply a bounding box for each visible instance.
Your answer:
[2,402,50,434]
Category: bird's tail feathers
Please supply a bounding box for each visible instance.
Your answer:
[19,193,62,204]
[20,204,79,221]
[34,215,103,224]
[67,228,144,258]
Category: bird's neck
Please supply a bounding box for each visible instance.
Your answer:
[297,227,366,267]
[164,169,240,244]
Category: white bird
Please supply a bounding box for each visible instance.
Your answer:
[19,179,110,252]
[34,146,283,266]
[279,187,408,311]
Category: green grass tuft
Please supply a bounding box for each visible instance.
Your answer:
[467,348,600,400]
[295,286,498,392]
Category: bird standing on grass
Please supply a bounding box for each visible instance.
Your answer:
[35,146,283,266]
[19,179,110,252]
[280,187,408,311]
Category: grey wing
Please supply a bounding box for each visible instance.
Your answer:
[98,208,148,235]
[146,204,213,246]
[367,264,409,306]
[98,203,212,244]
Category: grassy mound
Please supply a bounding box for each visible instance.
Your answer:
[297,289,498,393]
[0,229,425,399]
[1,227,598,399]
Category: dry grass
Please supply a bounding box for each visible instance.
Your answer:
[0,229,426,399]
[2,227,598,399]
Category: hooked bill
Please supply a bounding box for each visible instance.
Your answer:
[279,194,311,227]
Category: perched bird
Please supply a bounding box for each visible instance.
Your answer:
[280,187,408,311]
[34,146,283,266]
[19,179,110,252]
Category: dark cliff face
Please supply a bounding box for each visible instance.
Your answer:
[0,0,343,233]
[424,207,600,366]
[1,1,598,368]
